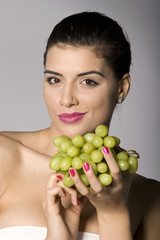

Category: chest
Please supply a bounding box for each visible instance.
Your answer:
[0,164,50,228]
[0,165,147,235]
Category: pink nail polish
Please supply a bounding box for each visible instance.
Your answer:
[83,162,90,171]
[102,147,110,154]
[56,174,63,180]
[69,168,76,177]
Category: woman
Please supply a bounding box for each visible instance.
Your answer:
[0,12,159,240]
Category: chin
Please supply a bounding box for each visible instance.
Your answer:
[57,124,92,139]
[53,118,110,138]
[60,128,86,139]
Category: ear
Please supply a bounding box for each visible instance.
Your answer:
[117,73,131,100]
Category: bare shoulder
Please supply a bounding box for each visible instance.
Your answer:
[0,133,23,197]
[0,130,36,145]
[0,128,50,150]
[0,130,41,182]
[0,133,22,158]
[132,174,160,240]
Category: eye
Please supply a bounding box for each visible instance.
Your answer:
[82,78,98,86]
[46,77,61,85]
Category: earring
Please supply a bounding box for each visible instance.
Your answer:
[117,97,124,104]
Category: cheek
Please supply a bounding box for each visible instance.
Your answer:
[87,87,117,123]
[43,87,58,112]
[86,88,116,110]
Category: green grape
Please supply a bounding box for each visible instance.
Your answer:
[98,146,105,152]
[60,140,73,153]
[57,148,62,153]
[55,151,68,157]
[53,135,69,147]
[93,136,103,148]
[97,162,108,173]
[77,168,84,175]
[49,155,63,171]
[99,146,117,158]
[80,174,90,186]
[113,136,121,147]
[79,153,91,162]
[83,142,95,154]
[60,156,72,171]
[104,136,116,148]
[63,172,74,187]
[72,157,83,170]
[80,148,85,153]
[116,151,129,161]
[95,125,109,137]
[88,160,98,175]
[98,173,112,186]
[72,135,86,148]
[117,160,129,171]
[67,145,80,157]
[56,170,66,175]
[84,133,96,143]
[91,150,103,163]
[50,124,140,187]
[128,156,138,173]
[110,148,117,159]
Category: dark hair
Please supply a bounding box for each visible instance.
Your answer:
[44,12,131,80]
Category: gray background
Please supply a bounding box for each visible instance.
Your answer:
[0,0,160,181]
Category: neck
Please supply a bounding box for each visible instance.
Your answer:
[38,124,60,157]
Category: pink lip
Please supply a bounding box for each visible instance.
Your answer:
[58,112,86,123]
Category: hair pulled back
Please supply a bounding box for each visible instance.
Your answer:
[44,12,131,80]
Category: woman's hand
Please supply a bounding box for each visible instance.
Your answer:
[43,173,86,240]
[69,147,131,213]
[69,146,133,240]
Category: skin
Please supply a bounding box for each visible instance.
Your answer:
[43,45,129,138]
[0,45,160,240]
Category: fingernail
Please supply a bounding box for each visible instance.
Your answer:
[69,168,76,177]
[57,174,63,180]
[83,162,90,171]
[102,147,110,154]
[77,199,79,206]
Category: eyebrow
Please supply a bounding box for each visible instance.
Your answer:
[78,71,104,77]
[44,70,104,77]
[44,70,63,76]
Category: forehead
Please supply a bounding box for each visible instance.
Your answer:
[45,45,108,72]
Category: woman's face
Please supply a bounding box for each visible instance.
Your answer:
[43,45,119,138]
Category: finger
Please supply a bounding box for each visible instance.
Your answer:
[47,173,58,188]
[102,147,122,181]
[68,168,90,196]
[56,173,64,180]
[46,173,66,209]
[58,180,79,206]
[69,196,88,216]
[46,186,66,214]
[83,162,103,192]
[47,186,66,202]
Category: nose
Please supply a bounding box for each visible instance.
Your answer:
[60,84,79,108]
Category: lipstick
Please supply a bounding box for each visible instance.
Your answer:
[58,112,86,123]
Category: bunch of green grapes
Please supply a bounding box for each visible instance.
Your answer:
[49,125,139,187]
